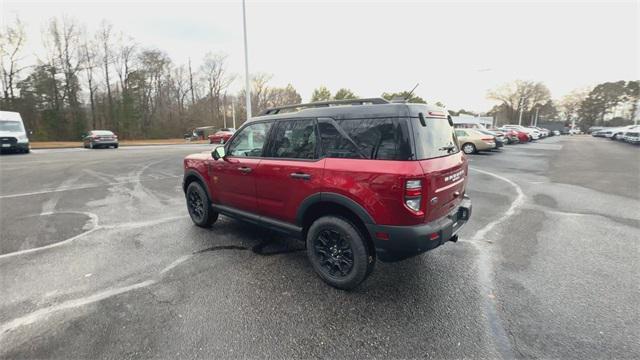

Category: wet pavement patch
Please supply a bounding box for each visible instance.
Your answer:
[193,237,305,257]
[0,212,93,255]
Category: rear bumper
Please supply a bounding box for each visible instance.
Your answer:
[367,196,472,262]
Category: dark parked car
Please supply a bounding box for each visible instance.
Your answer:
[183,98,472,289]
[83,130,119,149]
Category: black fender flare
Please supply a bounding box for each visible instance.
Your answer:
[183,170,211,200]
[296,192,376,226]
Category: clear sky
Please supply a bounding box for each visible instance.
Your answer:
[2,0,638,112]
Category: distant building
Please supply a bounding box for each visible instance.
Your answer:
[451,115,494,128]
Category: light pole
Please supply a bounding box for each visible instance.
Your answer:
[518,98,524,126]
[242,0,252,119]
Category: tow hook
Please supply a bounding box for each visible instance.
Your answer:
[449,235,459,243]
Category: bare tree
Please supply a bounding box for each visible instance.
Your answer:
[488,80,551,123]
[98,21,114,126]
[81,32,99,128]
[114,33,136,93]
[0,16,27,102]
[200,52,235,125]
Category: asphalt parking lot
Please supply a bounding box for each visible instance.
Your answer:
[0,137,638,359]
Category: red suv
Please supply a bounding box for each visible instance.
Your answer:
[183,98,472,289]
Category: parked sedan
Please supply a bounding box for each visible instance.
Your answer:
[455,129,495,154]
[476,129,503,148]
[499,127,529,143]
[623,131,640,144]
[208,128,235,144]
[83,130,118,149]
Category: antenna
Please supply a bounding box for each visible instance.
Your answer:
[406,83,420,100]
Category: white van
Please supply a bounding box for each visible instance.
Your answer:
[0,111,30,153]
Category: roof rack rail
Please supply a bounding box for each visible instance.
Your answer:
[258,97,389,116]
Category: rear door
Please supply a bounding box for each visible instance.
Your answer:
[211,121,272,213]
[414,117,468,222]
[254,119,324,223]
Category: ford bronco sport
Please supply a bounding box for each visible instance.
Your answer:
[183,98,472,289]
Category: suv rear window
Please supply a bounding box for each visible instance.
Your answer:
[318,118,412,160]
[411,117,459,159]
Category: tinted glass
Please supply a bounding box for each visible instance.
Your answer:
[92,130,114,136]
[455,130,467,137]
[318,118,412,160]
[0,121,23,132]
[412,117,460,159]
[267,120,317,159]
[227,122,272,157]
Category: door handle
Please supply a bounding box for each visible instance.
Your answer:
[238,167,252,174]
[290,172,311,180]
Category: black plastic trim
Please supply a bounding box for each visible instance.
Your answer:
[212,204,303,238]
[183,170,211,200]
[295,192,376,226]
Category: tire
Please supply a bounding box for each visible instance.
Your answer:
[114,144,119,149]
[462,143,476,154]
[306,216,371,290]
[611,134,619,141]
[186,181,218,227]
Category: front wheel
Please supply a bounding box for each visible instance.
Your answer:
[462,143,476,154]
[186,182,218,227]
[306,216,371,290]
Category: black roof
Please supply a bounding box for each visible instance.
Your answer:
[248,98,445,123]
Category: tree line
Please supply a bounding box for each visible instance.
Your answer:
[0,16,303,140]
[486,80,639,129]
[2,16,637,140]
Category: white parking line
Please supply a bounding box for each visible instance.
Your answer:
[0,279,157,337]
[467,166,526,359]
[0,211,100,260]
[0,175,181,199]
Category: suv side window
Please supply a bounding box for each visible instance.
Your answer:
[455,130,467,137]
[318,118,412,160]
[266,119,317,159]
[227,122,272,157]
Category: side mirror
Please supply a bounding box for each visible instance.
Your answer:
[212,146,226,160]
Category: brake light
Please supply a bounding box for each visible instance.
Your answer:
[481,137,494,141]
[428,111,447,118]
[405,179,422,212]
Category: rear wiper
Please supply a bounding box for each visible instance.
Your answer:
[439,144,456,153]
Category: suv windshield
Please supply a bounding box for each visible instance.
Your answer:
[411,117,459,159]
[0,121,24,132]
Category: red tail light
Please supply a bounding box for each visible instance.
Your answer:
[405,179,423,213]
[481,137,494,141]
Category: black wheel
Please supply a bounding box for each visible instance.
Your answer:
[186,182,218,227]
[114,144,118,148]
[462,142,476,154]
[306,216,371,290]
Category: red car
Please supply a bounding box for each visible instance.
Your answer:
[208,128,236,144]
[183,99,472,289]
[499,128,529,143]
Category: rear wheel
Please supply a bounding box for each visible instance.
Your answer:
[462,143,476,154]
[186,182,218,227]
[113,144,119,149]
[306,216,371,290]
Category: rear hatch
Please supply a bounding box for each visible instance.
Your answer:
[410,114,468,222]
